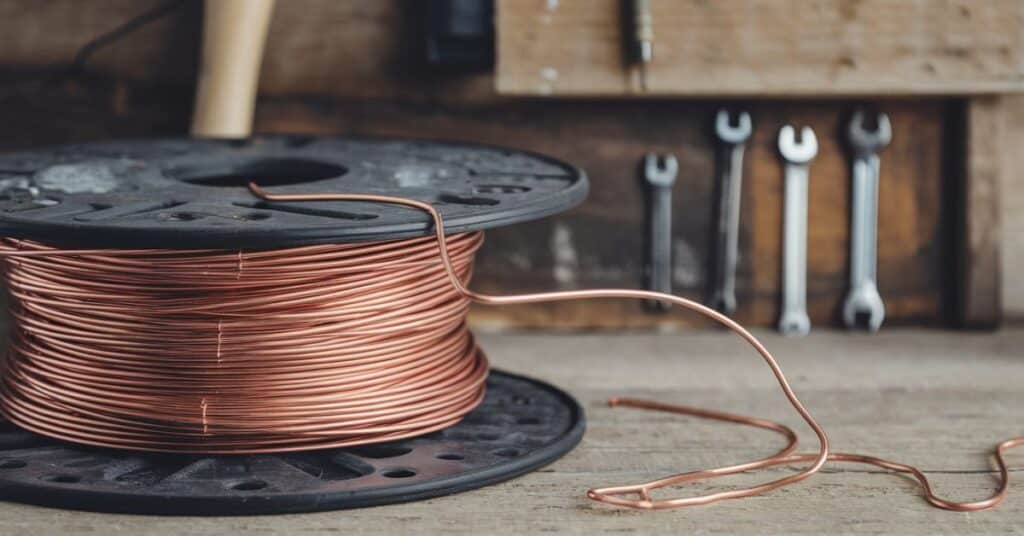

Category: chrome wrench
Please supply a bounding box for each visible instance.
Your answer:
[709,109,752,315]
[843,110,891,331]
[777,125,817,336]
[643,153,678,311]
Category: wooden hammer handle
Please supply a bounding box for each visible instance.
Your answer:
[190,0,275,138]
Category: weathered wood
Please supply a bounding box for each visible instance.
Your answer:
[962,97,1003,327]
[1,330,1022,534]
[496,0,1024,97]
[0,0,494,103]
[999,96,1024,318]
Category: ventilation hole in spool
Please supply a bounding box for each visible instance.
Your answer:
[511,395,532,406]
[42,474,80,483]
[516,416,541,425]
[168,158,346,188]
[437,194,499,206]
[231,479,268,491]
[232,201,378,221]
[240,212,271,221]
[164,212,201,222]
[473,184,531,195]
[347,445,412,459]
[0,459,26,469]
[436,453,464,461]
[477,432,501,441]
[492,448,521,458]
[382,468,416,479]
[63,456,112,468]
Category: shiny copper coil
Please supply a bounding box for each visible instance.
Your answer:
[0,182,1018,513]
[0,231,488,453]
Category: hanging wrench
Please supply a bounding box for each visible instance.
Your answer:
[777,125,817,336]
[843,110,891,332]
[709,109,752,315]
[643,153,678,311]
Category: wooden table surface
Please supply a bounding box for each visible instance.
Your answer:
[1,329,1022,535]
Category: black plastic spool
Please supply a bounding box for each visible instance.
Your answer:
[0,136,589,514]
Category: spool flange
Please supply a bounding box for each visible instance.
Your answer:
[0,371,583,515]
[0,136,587,248]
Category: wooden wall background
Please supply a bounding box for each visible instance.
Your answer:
[0,0,965,329]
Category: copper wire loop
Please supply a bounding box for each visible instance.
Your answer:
[0,231,488,453]
[0,181,1019,512]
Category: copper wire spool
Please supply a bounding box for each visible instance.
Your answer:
[0,138,1018,513]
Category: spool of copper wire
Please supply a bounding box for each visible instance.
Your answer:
[0,137,1018,515]
[0,137,589,513]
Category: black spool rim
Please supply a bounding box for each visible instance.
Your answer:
[0,370,585,515]
[0,136,588,249]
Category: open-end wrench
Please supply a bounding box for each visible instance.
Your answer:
[643,153,678,311]
[709,109,752,315]
[843,110,891,332]
[777,125,818,336]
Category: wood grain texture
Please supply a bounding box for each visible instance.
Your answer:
[0,0,494,103]
[999,96,1024,318]
[962,97,1003,327]
[0,329,1022,534]
[496,0,1024,97]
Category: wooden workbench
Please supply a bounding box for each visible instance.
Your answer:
[0,329,1020,534]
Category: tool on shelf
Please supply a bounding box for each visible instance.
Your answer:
[842,110,891,332]
[777,125,818,336]
[643,152,678,311]
[628,0,654,90]
[709,109,752,315]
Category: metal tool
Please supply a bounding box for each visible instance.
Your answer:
[709,109,752,315]
[777,125,817,336]
[643,152,678,311]
[842,110,891,331]
[629,0,653,90]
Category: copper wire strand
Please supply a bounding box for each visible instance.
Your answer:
[243,184,1022,512]
[0,183,1017,512]
[0,231,489,452]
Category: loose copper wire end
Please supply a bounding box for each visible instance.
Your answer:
[247,182,1023,513]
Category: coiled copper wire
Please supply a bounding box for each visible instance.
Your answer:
[0,231,488,453]
[0,182,1019,512]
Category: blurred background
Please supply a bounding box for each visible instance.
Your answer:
[0,0,1020,331]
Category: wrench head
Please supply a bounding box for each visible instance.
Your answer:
[643,153,678,187]
[842,283,885,332]
[777,125,818,164]
[847,110,892,155]
[777,311,811,337]
[714,110,752,145]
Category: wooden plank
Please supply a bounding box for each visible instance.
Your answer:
[1,330,1023,534]
[999,96,1024,318]
[0,0,493,103]
[496,0,1024,97]
[962,97,1003,327]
